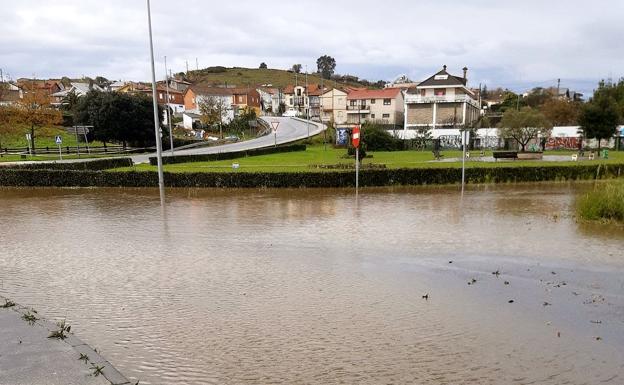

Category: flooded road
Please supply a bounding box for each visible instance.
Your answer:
[1,183,623,384]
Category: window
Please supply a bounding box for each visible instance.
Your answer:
[350,100,356,106]
[382,113,390,119]
[289,98,293,105]
[370,99,376,104]
[434,89,446,96]
[383,99,391,105]
[420,89,426,97]
[371,114,376,119]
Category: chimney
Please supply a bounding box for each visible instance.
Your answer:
[443,64,447,71]
[463,67,468,81]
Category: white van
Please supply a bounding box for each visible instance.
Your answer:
[282,109,297,117]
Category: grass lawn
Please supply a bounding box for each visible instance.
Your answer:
[113,145,624,173]
[0,125,109,149]
[0,153,130,162]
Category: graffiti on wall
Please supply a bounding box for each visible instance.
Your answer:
[438,135,462,148]
[545,137,580,150]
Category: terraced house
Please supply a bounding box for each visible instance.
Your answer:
[404,65,480,129]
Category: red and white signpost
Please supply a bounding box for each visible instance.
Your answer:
[352,125,361,190]
[271,121,280,147]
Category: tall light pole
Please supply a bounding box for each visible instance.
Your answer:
[164,55,174,155]
[305,65,310,139]
[146,0,165,201]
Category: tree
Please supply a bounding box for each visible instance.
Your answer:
[578,95,619,150]
[259,62,268,69]
[74,90,163,148]
[316,55,336,80]
[10,87,62,153]
[481,85,488,99]
[291,64,302,74]
[94,76,111,89]
[277,102,286,115]
[361,122,401,151]
[498,107,552,152]
[540,99,581,126]
[60,89,81,112]
[198,96,229,137]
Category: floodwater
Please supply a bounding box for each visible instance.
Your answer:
[1,184,624,385]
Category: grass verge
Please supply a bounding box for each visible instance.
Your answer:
[577,180,624,223]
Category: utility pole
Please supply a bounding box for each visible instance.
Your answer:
[196,57,199,71]
[164,55,174,155]
[186,60,189,75]
[557,78,561,97]
[305,65,309,138]
[146,0,165,202]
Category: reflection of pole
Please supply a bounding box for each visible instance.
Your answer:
[58,143,62,160]
[147,0,165,202]
[74,127,80,158]
[274,131,277,147]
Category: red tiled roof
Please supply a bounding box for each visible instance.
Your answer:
[347,88,402,100]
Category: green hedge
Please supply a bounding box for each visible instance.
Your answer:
[1,163,622,188]
[0,157,133,171]
[150,144,307,165]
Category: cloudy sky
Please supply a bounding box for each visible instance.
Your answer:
[2,0,623,96]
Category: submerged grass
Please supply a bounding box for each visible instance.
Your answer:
[577,180,624,223]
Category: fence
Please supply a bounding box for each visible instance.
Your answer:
[0,145,138,156]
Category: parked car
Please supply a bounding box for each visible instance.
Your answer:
[224,135,240,142]
[283,109,297,117]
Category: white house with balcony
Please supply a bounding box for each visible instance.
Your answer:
[404,65,480,132]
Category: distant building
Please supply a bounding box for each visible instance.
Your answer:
[50,82,104,107]
[231,87,262,116]
[404,65,480,129]
[346,88,405,127]
[320,88,348,126]
[0,82,22,105]
[182,84,235,129]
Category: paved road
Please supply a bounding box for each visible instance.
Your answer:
[131,117,325,164]
[0,117,325,167]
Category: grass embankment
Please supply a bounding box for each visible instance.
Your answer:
[577,181,624,223]
[114,145,624,173]
[188,67,367,88]
[0,125,109,149]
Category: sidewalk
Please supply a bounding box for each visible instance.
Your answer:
[0,299,131,385]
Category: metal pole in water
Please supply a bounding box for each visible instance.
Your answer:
[461,129,466,195]
[355,147,359,191]
[164,55,174,155]
[147,0,165,202]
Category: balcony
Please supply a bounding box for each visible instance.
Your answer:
[405,94,479,108]
[346,105,371,113]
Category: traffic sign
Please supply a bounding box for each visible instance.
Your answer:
[352,125,360,148]
[271,121,280,133]
[55,136,62,145]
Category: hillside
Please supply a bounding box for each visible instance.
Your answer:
[185,67,374,89]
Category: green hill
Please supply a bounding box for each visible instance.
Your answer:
[185,66,373,89]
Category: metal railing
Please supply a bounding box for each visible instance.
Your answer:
[346,105,370,111]
[405,94,480,107]
[0,145,137,156]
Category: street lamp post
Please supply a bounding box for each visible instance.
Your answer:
[164,55,174,155]
[146,0,165,201]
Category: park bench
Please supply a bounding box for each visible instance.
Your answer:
[493,151,518,161]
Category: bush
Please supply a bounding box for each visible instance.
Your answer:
[576,180,624,222]
[1,163,623,188]
[149,144,306,165]
[361,124,402,151]
[2,157,133,171]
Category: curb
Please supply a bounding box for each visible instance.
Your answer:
[0,295,132,385]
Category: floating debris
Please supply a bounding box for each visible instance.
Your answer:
[504,281,510,285]
[543,302,551,306]
[551,271,557,275]
[492,270,500,276]
[590,320,602,324]
[448,261,453,264]
[422,294,429,300]
[508,300,515,304]
[468,278,477,285]
[595,336,602,341]
[557,331,561,338]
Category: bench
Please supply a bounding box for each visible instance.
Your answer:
[493,151,518,161]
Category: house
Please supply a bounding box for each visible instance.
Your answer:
[50,82,104,107]
[231,87,261,116]
[404,65,480,130]
[182,84,235,129]
[16,79,64,104]
[345,88,405,127]
[257,87,283,114]
[0,82,22,105]
[110,81,129,92]
[319,88,348,126]
[283,84,328,119]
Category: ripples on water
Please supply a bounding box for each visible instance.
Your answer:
[1,184,623,384]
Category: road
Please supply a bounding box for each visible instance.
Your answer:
[0,117,326,167]
[131,117,325,164]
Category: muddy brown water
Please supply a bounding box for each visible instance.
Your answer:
[1,183,623,384]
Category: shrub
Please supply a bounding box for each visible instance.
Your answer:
[361,124,402,151]
[2,157,133,171]
[150,144,306,165]
[576,180,624,223]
